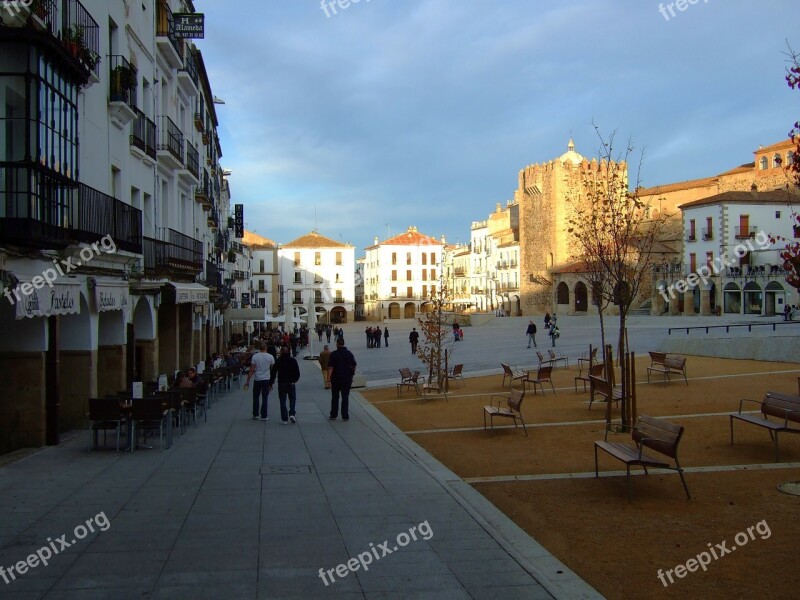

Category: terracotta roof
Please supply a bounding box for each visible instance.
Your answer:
[370,227,441,248]
[243,230,276,248]
[283,231,352,249]
[678,189,799,209]
[754,139,795,154]
[551,260,593,274]
[638,175,718,196]
[716,163,755,177]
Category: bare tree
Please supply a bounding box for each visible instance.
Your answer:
[567,126,671,423]
[416,283,455,390]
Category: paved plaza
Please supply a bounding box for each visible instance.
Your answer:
[0,313,793,599]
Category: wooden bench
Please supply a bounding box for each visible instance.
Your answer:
[648,351,667,368]
[646,354,688,385]
[594,414,690,501]
[445,364,464,388]
[483,389,527,436]
[575,363,605,407]
[577,347,597,375]
[524,366,555,395]
[548,349,568,369]
[422,375,449,402]
[588,374,623,410]
[730,391,800,461]
[501,363,527,388]
[536,352,554,369]
[397,369,424,398]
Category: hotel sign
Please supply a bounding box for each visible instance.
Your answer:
[234,204,244,238]
[173,13,205,38]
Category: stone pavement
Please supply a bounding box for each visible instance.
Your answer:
[0,354,602,599]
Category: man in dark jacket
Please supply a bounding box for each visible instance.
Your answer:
[526,321,537,348]
[409,328,419,354]
[270,345,301,424]
[327,338,356,421]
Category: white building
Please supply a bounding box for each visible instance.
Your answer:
[243,231,277,313]
[0,0,244,454]
[667,189,800,316]
[279,232,355,324]
[469,221,489,311]
[364,226,444,320]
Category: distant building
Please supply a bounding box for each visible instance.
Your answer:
[363,227,444,320]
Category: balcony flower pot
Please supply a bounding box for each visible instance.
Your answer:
[111,64,136,100]
[63,25,85,59]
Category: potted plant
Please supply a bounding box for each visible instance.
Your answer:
[111,63,137,98]
[82,49,101,71]
[63,25,84,58]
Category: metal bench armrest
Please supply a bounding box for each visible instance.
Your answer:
[738,398,762,413]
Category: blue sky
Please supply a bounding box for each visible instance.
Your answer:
[193,0,797,253]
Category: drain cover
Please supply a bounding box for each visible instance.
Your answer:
[261,465,312,475]
[777,481,800,496]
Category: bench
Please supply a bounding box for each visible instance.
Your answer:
[594,414,690,501]
[575,363,605,407]
[730,391,800,461]
[548,349,569,369]
[445,364,464,388]
[501,363,527,388]
[483,389,527,436]
[577,348,597,375]
[536,352,554,369]
[397,369,424,398]
[422,374,449,402]
[588,374,624,410]
[646,354,688,385]
[524,366,555,395]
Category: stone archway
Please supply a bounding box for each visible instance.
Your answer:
[404,303,416,318]
[574,282,588,312]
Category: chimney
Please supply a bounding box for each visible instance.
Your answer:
[374,236,379,245]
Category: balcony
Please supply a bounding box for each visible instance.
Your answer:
[207,208,219,231]
[155,0,183,69]
[204,260,221,291]
[178,48,199,95]
[194,97,205,133]
[735,226,757,239]
[75,183,142,254]
[144,228,202,275]
[233,270,248,281]
[685,230,696,242]
[0,166,142,254]
[108,55,137,128]
[194,170,213,210]
[179,141,200,184]
[129,108,157,163]
[157,115,184,170]
[702,227,713,241]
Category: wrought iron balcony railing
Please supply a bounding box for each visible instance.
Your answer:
[109,55,137,106]
[130,108,157,159]
[158,115,184,164]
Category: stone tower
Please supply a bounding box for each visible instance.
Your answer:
[516,139,628,314]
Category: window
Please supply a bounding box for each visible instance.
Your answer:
[759,156,768,170]
[773,153,782,168]
[421,285,427,298]
[315,291,322,303]
[406,252,412,265]
[431,253,436,264]
[431,269,436,280]
[706,252,714,269]
[335,252,342,266]
[391,286,397,298]
[422,254,427,265]
[391,270,397,281]
[315,252,321,266]
[431,285,436,296]
[704,217,713,240]
[258,280,265,292]
[422,270,427,281]
[294,291,302,303]
[776,211,782,219]
[406,270,412,280]
[689,253,696,273]
[788,151,795,166]
[259,259,265,273]
[688,219,696,240]
[294,252,300,266]
[334,290,343,303]
[391,252,397,265]
[294,272,302,284]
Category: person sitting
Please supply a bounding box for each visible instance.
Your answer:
[172,371,194,389]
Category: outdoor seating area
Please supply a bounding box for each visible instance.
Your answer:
[646,351,688,385]
[87,365,240,453]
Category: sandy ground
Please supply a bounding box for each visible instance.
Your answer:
[362,355,800,599]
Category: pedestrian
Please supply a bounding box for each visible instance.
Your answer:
[409,327,419,354]
[270,345,300,424]
[366,326,372,348]
[375,326,382,348]
[384,326,389,347]
[289,332,299,357]
[325,324,332,343]
[327,337,356,421]
[526,320,537,348]
[549,323,560,347]
[317,324,323,342]
[544,312,551,329]
[784,304,791,321]
[244,342,275,421]
[318,344,332,389]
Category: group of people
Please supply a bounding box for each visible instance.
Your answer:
[543,312,560,346]
[316,323,345,344]
[365,326,389,348]
[783,304,798,321]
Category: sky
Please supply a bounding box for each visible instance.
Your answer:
[192,0,797,254]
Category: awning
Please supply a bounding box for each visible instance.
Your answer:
[169,282,209,304]
[15,277,82,320]
[93,279,130,313]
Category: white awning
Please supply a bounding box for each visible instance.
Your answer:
[93,279,131,313]
[14,277,82,320]
[169,282,209,304]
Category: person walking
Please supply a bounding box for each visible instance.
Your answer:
[327,338,356,421]
[270,345,300,424]
[244,342,275,420]
[384,326,389,347]
[526,320,537,348]
[318,344,332,389]
[409,327,419,354]
[544,312,551,329]
[366,326,372,348]
[325,324,332,343]
[549,322,560,347]
[375,326,382,348]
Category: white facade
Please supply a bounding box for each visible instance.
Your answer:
[469,222,489,311]
[278,233,355,324]
[363,226,444,320]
